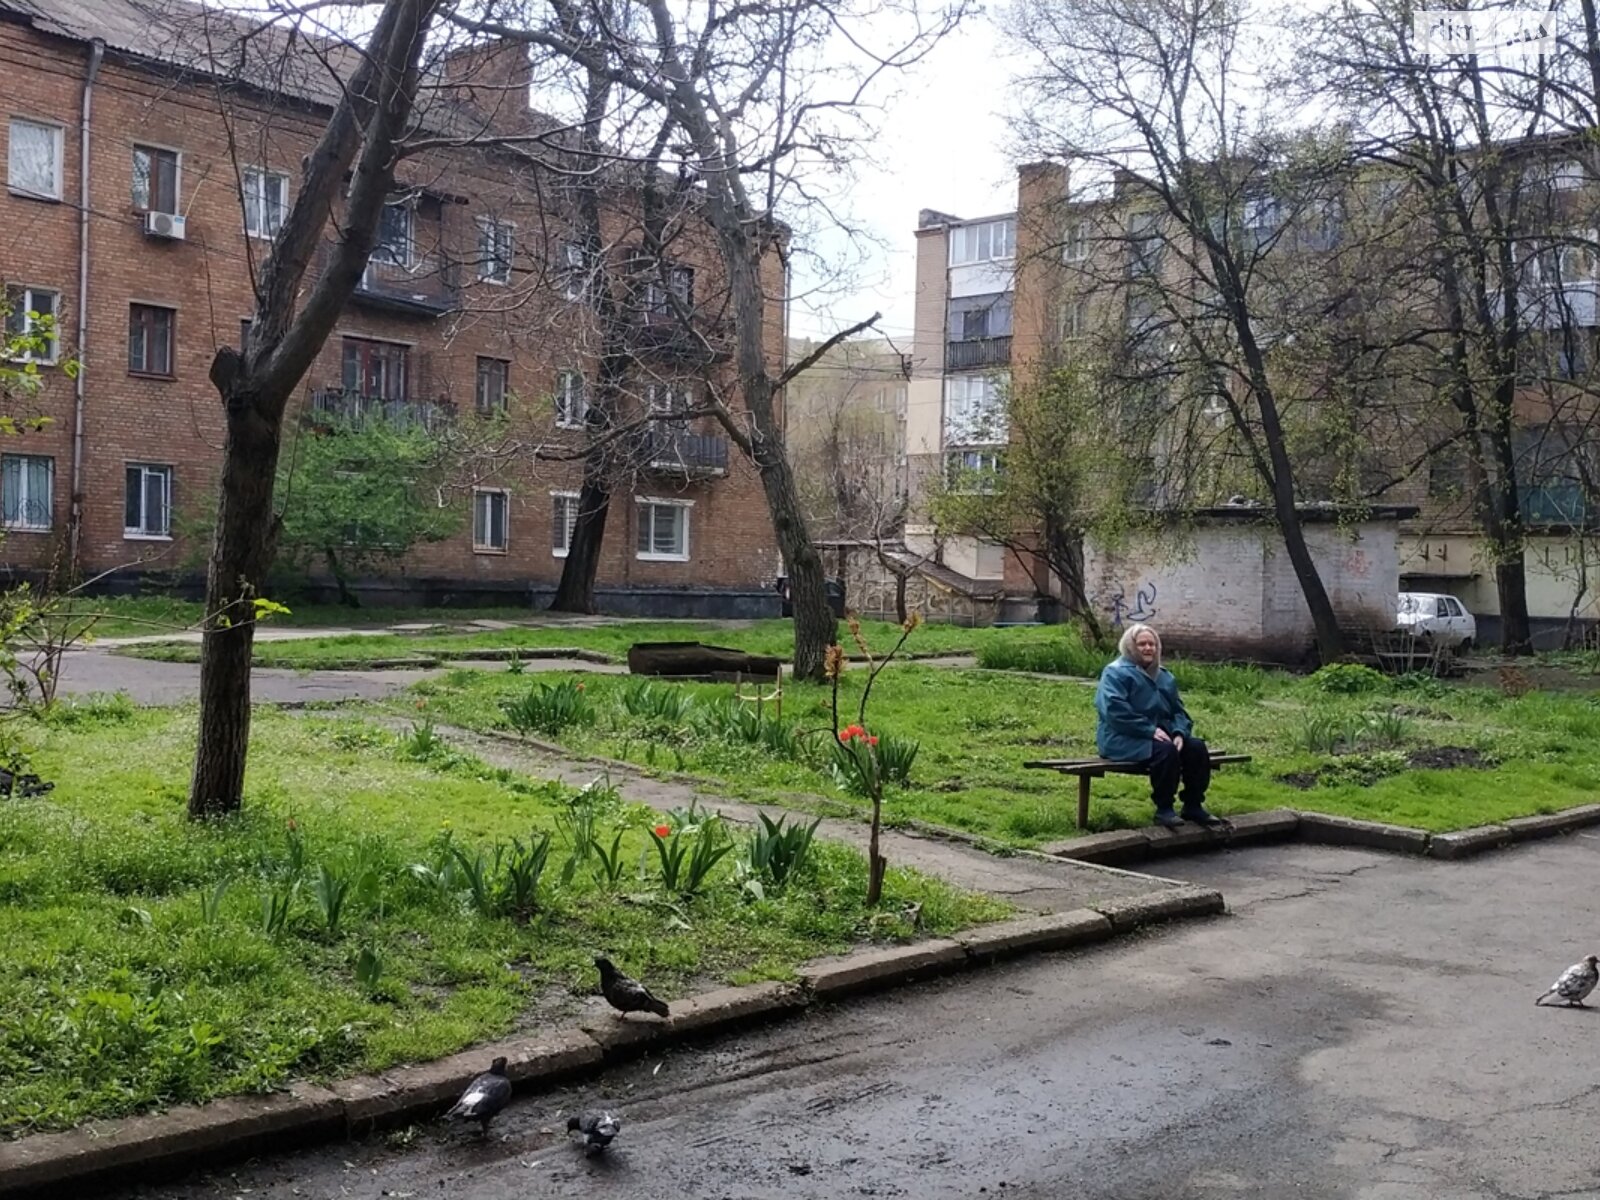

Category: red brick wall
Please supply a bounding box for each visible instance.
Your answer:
[0,20,782,602]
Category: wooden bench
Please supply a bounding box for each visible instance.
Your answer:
[1024,752,1254,830]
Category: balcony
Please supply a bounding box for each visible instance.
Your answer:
[627,314,731,366]
[639,427,729,477]
[945,336,1012,370]
[307,388,454,433]
[318,242,461,317]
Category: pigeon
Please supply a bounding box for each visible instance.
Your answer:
[1535,955,1600,1007]
[444,1056,513,1135]
[568,1110,622,1156]
[595,955,669,1019]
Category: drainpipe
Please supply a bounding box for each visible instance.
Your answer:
[69,38,105,576]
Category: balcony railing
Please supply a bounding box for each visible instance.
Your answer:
[945,336,1012,370]
[640,427,729,476]
[308,388,454,433]
[316,241,461,317]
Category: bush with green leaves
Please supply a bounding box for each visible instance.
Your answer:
[621,679,696,723]
[1309,663,1389,695]
[500,679,594,737]
[747,812,822,891]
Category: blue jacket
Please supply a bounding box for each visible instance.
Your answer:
[1094,657,1193,762]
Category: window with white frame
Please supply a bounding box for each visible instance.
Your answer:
[555,370,587,427]
[132,144,180,214]
[551,491,578,557]
[943,373,1007,442]
[561,241,587,300]
[476,357,509,415]
[478,218,513,283]
[124,463,172,537]
[1064,219,1090,262]
[635,497,689,561]
[243,168,288,239]
[1058,299,1089,341]
[4,285,59,363]
[372,200,413,267]
[7,117,62,200]
[948,218,1016,266]
[473,488,509,552]
[1,453,52,530]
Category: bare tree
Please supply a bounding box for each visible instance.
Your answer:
[454,0,965,678]
[1009,0,1360,661]
[190,0,445,816]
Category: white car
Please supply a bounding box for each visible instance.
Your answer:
[1397,591,1477,650]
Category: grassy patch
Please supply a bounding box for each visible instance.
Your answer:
[120,618,1081,667]
[403,662,1600,846]
[0,705,1007,1137]
[52,595,545,642]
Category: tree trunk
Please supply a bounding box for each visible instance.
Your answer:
[323,545,359,608]
[1481,422,1534,655]
[894,572,907,625]
[189,396,282,817]
[551,468,608,613]
[1045,515,1101,642]
[865,792,886,906]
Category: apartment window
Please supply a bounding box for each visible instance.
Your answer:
[1,453,52,531]
[948,218,1016,267]
[551,491,578,557]
[1058,299,1089,341]
[561,241,587,300]
[1064,220,1090,262]
[373,201,413,267]
[478,219,513,284]
[475,357,509,415]
[132,145,180,214]
[947,449,1003,494]
[1552,159,1587,191]
[555,370,587,427]
[7,117,62,200]
[636,497,689,561]
[341,337,410,400]
[124,463,172,538]
[243,168,288,239]
[944,373,1006,432]
[4,286,59,363]
[1128,212,1164,276]
[643,265,694,318]
[127,303,176,376]
[473,488,509,552]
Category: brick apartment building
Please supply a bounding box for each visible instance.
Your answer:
[0,0,786,615]
[905,157,1600,645]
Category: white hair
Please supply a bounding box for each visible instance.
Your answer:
[1117,623,1163,672]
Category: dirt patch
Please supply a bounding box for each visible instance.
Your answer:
[1406,745,1490,770]
[933,777,966,793]
[1389,703,1454,722]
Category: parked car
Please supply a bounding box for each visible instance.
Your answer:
[1397,591,1477,650]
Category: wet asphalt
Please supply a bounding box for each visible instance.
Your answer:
[112,836,1600,1200]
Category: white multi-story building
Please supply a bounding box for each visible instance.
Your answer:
[905,208,1017,585]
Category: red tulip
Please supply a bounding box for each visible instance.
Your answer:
[654,824,671,838]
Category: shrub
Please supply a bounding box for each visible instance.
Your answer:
[874,732,921,785]
[747,812,821,890]
[1363,710,1413,748]
[500,679,594,737]
[621,680,696,723]
[1309,663,1389,695]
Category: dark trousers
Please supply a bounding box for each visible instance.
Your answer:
[1148,736,1210,811]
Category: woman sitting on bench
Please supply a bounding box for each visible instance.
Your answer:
[1094,623,1221,829]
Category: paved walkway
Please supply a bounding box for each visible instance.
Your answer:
[121,837,1600,1200]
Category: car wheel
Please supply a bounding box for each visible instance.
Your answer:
[1458,638,1473,653]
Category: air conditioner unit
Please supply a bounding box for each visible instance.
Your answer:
[144,211,187,240]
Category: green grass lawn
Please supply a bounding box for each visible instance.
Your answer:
[398,661,1600,846]
[0,700,1007,1138]
[57,595,548,641]
[118,617,1078,667]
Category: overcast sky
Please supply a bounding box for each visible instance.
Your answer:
[785,11,1018,349]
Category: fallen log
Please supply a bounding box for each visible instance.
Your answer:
[627,641,782,680]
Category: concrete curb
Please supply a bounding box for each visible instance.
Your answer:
[1042,805,1600,867]
[0,899,1222,1198]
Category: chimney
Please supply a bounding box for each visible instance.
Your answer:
[441,39,534,136]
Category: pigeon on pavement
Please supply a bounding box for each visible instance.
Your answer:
[568,1110,622,1156]
[595,955,669,1019]
[1535,955,1600,1007]
[444,1057,513,1135]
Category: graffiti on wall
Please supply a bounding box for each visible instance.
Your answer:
[1108,582,1159,629]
